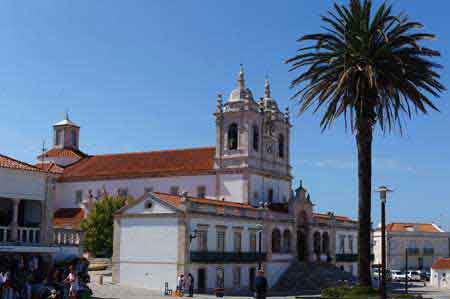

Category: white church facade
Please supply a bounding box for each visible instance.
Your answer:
[36,66,359,292]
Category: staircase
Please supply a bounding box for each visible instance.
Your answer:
[271,261,354,294]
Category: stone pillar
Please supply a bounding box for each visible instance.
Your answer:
[112,217,121,284]
[10,199,20,241]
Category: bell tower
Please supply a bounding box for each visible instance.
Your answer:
[214,66,292,205]
[53,112,80,150]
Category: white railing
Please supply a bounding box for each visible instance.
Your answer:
[0,226,11,242]
[54,229,82,246]
[18,227,40,244]
[0,226,40,244]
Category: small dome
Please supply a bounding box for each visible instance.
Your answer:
[227,65,255,102]
[228,87,254,102]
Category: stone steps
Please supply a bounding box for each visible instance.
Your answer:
[271,261,354,294]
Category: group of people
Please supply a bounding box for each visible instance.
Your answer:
[173,269,267,299]
[176,273,194,297]
[0,255,45,299]
[0,255,91,299]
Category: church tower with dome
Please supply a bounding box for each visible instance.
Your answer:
[214,65,292,206]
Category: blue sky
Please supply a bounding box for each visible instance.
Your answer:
[0,0,449,228]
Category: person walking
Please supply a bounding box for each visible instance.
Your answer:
[64,266,79,299]
[254,270,267,299]
[186,273,194,297]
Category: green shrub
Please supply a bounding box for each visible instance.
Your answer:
[322,285,378,298]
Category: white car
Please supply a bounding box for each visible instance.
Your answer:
[391,270,406,281]
[407,271,421,281]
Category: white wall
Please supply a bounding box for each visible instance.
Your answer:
[218,173,245,203]
[431,268,450,289]
[56,175,216,209]
[0,168,46,201]
[119,216,179,291]
[189,217,261,252]
[249,175,290,206]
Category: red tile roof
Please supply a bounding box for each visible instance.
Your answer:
[0,154,42,172]
[432,258,450,270]
[154,192,258,210]
[35,162,65,174]
[60,147,215,181]
[313,213,357,224]
[117,191,258,215]
[385,223,443,233]
[38,148,86,160]
[53,208,85,228]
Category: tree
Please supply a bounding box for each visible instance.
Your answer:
[286,0,444,286]
[80,195,133,257]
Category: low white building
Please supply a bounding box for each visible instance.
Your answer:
[113,187,358,293]
[373,223,450,271]
[431,258,450,289]
[0,154,56,262]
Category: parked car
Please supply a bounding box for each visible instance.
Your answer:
[407,271,421,281]
[391,270,406,281]
[420,271,431,281]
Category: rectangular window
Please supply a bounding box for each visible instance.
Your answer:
[75,190,83,204]
[198,230,208,251]
[234,231,242,253]
[348,236,354,254]
[339,235,346,254]
[118,188,128,197]
[232,267,241,288]
[197,186,206,198]
[170,186,179,195]
[249,232,257,252]
[217,231,226,252]
[216,267,224,288]
[55,129,63,146]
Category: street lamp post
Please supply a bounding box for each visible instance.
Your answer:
[376,186,393,299]
[256,224,263,270]
[256,201,267,270]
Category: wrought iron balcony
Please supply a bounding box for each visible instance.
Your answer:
[190,251,267,263]
[423,248,434,256]
[335,253,358,262]
[407,248,420,255]
[335,253,374,262]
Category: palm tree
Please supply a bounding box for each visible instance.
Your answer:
[286,0,444,286]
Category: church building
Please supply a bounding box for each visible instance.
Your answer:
[37,66,359,292]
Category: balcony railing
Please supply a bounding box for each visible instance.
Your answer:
[0,226,11,242]
[336,253,358,262]
[423,248,434,256]
[0,226,40,244]
[335,253,375,262]
[190,251,267,263]
[407,248,420,255]
[54,229,82,246]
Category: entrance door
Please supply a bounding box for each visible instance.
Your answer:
[249,267,256,291]
[197,268,206,293]
[297,230,307,262]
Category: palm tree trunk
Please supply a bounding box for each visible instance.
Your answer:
[356,117,373,287]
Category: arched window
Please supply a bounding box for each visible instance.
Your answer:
[267,188,274,203]
[283,230,291,253]
[313,231,321,255]
[278,134,285,158]
[228,123,238,150]
[252,125,259,152]
[271,229,281,253]
[322,232,330,255]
